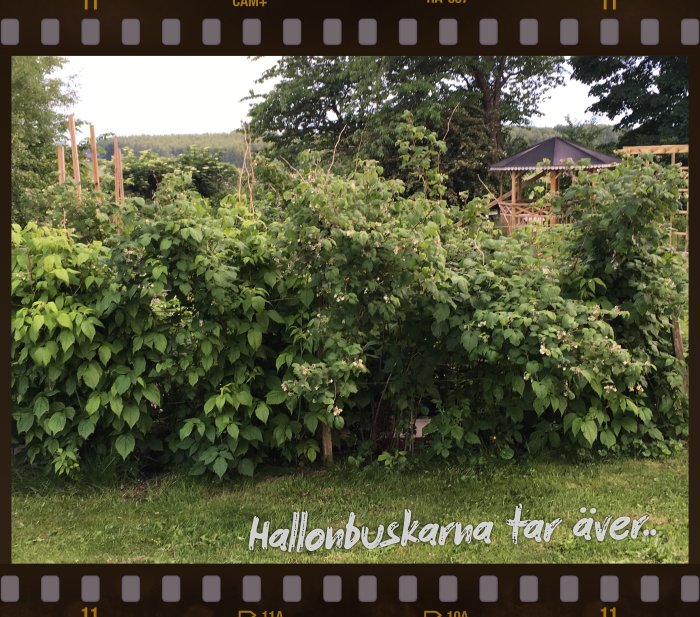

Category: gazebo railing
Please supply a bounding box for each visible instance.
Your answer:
[498,202,571,234]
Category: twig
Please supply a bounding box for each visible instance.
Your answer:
[438,104,459,173]
[327,124,347,177]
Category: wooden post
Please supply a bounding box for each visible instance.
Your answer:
[671,319,689,394]
[511,172,517,230]
[68,114,81,198]
[90,124,100,191]
[550,171,558,225]
[320,423,333,465]
[113,136,124,203]
[57,145,66,184]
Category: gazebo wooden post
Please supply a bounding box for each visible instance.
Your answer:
[550,171,558,225]
[510,171,518,233]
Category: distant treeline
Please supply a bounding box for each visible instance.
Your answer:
[97,124,622,168]
[507,122,622,155]
[97,131,264,166]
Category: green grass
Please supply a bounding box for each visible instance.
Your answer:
[12,450,688,564]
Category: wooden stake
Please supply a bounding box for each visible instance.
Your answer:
[113,136,124,203]
[90,124,100,191]
[57,145,66,184]
[672,319,689,395]
[320,423,333,465]
[68,114,81,198]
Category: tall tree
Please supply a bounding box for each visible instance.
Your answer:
[11,56,75,223]
[246,56,565,200]
[570,56,688,146]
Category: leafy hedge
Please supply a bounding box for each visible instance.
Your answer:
[11,122,688,478]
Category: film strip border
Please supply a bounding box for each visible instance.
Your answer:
[2,566,700,615]
[0,17,700,52]
[0,16,699,48]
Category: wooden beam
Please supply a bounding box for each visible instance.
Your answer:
[619,145,689,155]
[57,145,65,184]
[90,124,100,191]
[68,114,81,198]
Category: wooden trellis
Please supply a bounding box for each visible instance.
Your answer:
[620,145,689,254]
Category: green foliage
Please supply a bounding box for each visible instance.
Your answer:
[11,56,76,225]
[98,131,259,166]
[12,123,688,480]
[570,57,688,146]
[121,146,237,204]
[247,55,565,202]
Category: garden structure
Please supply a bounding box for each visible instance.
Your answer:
[488,137,620,233]
[619,144,689,254]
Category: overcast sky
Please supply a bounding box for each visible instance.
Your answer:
[56,56,605,140]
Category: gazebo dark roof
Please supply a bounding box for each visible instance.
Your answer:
[490,137,620,171]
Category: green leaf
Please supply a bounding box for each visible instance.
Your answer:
[620,416,638,433]
[54,268,70,284]
[46,412,66,435]
[204,396,217,415]
[33,396,50,417]
[563,413,577,433]
[226,423,240,440]
[58,330,75,352]
[153,334,167,353]
[240,425,263,442]
[81,320,96,341]
[255,402,270,423]
[115,434,136,460]
[188,371,199,386]
[86,393,101,415]
[32,345,53,366]
[56,312,72,328]
[498,444,514,460]
[16,413,34,433]
[531,380,548,400]
[110,395,124,416]
[581,420,598,446]
[160,238,172,251]
[201,340,213,357]
[247,327,262,351]
[179,420,195,440]
[304,413,319,434]
[83,362,102,390]
[143,384,160,406]
[465,432,481,445]
[98,344,111,366]
[434,303,450,323]
[461,330,479,353]
[123,404,140,428]
[78,418,97,439]
[600,429,616,448]
[512,376,525,396]
[114,374,131,395]
[237,458,255,477]
[266,390,288,405]
[299,288,313,307]
[212,456,228,478]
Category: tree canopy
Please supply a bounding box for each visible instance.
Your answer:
[570,56,688,146]
[11,56,75,224]
[247,56,565,201]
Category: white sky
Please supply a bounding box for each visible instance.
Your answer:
[56,56,605,140]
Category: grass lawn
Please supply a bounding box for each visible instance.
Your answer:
[12,450,688,564]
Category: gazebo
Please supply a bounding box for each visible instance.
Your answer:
[489,137,620,232]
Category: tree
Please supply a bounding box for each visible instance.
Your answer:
[247,56,565,200]
[11,56,75,224]
[570,56,688,146]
